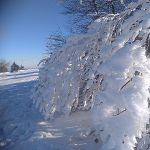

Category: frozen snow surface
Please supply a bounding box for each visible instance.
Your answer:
[33,0,150,149]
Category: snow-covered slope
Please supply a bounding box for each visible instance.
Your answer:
[0,69,40,149]
[0,69,38,86]
[33,1,150,149]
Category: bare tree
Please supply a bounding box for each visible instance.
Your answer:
[38,31,66,66]
[0,59,9,73]
[46,32,66,55]
[61,0,128,33]
[62,0,100,33]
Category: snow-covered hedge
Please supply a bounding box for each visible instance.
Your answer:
[33,1,150,149]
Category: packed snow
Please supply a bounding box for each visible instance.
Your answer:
[0,69,116,150]
[33,0,150,150]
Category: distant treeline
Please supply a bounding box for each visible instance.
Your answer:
[0,59,24,73]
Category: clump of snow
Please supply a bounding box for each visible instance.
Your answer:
[33,0,150,149]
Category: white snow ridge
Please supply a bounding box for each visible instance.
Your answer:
[33,1,150,150]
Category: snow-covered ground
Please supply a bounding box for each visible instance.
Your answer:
[0,68,149,150]
[0,69,104,150]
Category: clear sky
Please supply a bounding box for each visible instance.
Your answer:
[0,0,68,68]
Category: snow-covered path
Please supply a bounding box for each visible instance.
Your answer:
[0,70,101,150]
[0,70,43,149]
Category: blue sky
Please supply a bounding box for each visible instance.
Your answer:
[0,0,68,68]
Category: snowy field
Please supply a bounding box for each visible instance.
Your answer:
[0,69,103,150]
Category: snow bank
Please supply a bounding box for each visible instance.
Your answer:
[0,69,38,86]
[33,1,150,149]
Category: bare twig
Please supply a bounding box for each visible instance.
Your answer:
[113,108,127,116]
[120,78,133,91]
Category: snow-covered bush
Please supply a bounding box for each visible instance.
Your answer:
[33,0,150,149]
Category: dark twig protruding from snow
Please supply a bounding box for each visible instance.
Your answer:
[146,33,150,58]
[120,78,133,91]
[112,108,127,116]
